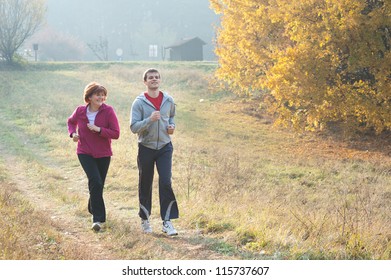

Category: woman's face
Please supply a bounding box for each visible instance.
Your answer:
[89,91,106,107]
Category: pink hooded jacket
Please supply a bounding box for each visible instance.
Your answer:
[67,103,120,158]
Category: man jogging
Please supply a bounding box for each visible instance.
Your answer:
[130,68,179,236]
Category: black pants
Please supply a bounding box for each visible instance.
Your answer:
[78,154,111,223]
[137,142,179,221]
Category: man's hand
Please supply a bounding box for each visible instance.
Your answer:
[150,111,161,122]
[167,125,175,135]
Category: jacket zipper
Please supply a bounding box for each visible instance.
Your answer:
[156,97,170,149]
[142,95,168,150]
[156,120,160,149]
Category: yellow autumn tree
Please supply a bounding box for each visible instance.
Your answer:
[211,0,391,133]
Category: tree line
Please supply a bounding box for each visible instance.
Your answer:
[211,0,390,133]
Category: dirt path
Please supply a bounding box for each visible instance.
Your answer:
[0,145,116,259]
[0,129,237,260]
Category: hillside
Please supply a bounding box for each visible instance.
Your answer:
[0,62,390,260]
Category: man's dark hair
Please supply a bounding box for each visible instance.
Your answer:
[143,68,160,81]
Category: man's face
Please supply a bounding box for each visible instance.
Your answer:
[144,72,160,90]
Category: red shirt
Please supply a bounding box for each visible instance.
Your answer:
[145,91,163,110]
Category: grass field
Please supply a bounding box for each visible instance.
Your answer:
[0,61,390,260]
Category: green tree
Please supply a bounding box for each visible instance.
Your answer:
[211,0,391,133]
[0,0,46,64]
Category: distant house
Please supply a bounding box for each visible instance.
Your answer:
[164,37,206,61]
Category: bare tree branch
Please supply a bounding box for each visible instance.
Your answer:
[87,36,109,61]
[0,0,46,63]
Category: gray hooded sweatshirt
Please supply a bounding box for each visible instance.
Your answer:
[130,91,176,150]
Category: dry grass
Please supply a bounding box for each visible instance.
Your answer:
[0,62,390,259]
[176,99,391,259]
[0,161,94,260]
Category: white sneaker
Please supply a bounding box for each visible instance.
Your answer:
[91,222,102,232]
[162,220,178,236]
[141,219,152,233]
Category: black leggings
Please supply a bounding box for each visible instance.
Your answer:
[78,154,111,223]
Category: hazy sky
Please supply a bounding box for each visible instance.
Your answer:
[43,0,219,61]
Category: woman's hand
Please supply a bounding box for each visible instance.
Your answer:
[72,133,80,142]
[87,123,101,133]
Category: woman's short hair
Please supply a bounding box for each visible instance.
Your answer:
[143,68,160,81]
[83,82,107,103]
